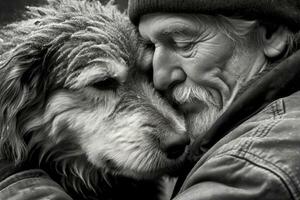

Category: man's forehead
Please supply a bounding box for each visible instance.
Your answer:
[139,13,202,39]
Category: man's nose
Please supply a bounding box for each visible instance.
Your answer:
[152,47,186,90]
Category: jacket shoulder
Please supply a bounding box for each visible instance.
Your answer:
[178,91,300,200]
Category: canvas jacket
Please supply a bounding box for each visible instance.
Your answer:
[0,160,72,200]
[173,50,300,200]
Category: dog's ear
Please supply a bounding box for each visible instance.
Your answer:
[0,41,51,164]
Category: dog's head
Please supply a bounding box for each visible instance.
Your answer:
[0,0,189,188]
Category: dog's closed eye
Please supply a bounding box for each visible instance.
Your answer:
[91,78,119,91]
[67,61,128,90]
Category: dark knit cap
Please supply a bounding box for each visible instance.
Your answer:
[128,0,300,32]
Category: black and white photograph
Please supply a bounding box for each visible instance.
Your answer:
[0,0,300,199]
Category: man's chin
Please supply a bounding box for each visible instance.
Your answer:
[184,107,221,140]
[185,114,206,140]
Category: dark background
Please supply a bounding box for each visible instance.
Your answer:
[0,0,128,26]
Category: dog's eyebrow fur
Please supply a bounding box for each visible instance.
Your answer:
[67,61,128,89]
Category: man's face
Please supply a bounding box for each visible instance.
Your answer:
[138,13,265,139]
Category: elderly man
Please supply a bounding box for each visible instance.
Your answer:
[128,0,300,199]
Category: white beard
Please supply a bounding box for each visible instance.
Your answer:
[169,82,223,139]
[185,104,220,139]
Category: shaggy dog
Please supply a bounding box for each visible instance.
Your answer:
[0,0,190,199]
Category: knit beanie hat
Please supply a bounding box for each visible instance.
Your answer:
[128,0,300,32]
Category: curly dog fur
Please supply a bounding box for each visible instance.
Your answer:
[0,0,190,199]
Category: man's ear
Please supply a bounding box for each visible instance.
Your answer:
[260,26,289,58]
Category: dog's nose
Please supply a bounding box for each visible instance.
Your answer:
[161,133,190,159]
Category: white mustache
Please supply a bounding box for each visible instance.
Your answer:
[171,83,221,109]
